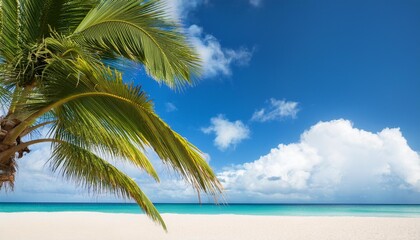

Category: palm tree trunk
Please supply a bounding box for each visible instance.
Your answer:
[0,157,16,188]
[0,116,28,189]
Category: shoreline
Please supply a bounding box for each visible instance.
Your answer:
[2,212,420,240]
[2,211,420,218]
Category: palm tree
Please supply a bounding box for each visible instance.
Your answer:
[0,0,222,229]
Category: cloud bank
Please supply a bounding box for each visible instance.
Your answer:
[2,119,420,204]
[218,119,420,203]
[202,115,250,150]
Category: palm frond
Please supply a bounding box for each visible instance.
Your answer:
[39,0,68,36]
[73,0,201,89]
[1,0,19,61]
[20,0,68,43]
[0,1,3,38]
[20,44,221,196]
[18,0,100,45]
[55,0,100,35]
[0,62,11,112]
[51,107,160,181]
[19,0,47,44]
[50,141,166,230]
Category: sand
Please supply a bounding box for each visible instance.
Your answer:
[1,213,420,240]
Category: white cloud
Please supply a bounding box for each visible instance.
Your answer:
[202,115,250,150]
[163,0,205,21]
[165,102,178,112]
[187,25,252,78]
[218,119,420,203]
[163,1,253,78]
[249,0,262,7]
[252,99,299,122]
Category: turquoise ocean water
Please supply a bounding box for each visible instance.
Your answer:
[1,203,420,217]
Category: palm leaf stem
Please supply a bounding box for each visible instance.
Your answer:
[19,120,56,137]
[4,91,133,144]
[0,138,62,164]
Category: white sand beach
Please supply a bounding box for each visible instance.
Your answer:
[1,213,420,240]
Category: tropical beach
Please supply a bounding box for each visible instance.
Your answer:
[2,203,420,239]
[2,213,420,240]
[1,0,420,239]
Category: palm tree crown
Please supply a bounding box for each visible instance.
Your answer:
[0,0,222,229]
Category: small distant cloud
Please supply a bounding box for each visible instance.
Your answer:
[249,0,262,7]
[165,102,178,112]
[252,99,299,122]
[202,115,250,151]
[187,25,253,78]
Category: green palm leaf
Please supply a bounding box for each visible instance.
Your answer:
[1,0,19,61]
[35,49,220,195]
[19,0,49,44]
[73,0,200,88]
[9,0,99,46]
[0,1,2,37]
[50,141,166,229]
[55,0,100,34]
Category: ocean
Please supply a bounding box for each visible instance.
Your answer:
[1,203,420,217]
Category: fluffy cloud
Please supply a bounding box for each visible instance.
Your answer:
[164,1,253,78]
[249,0,262,7]
[202,115,250,150]
[252,99,299,122]
[218,119,420,203]
[187,25,252,77]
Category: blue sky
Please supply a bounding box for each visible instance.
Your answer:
[1,0,420,204]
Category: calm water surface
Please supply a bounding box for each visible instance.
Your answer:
[1,203,420,217]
